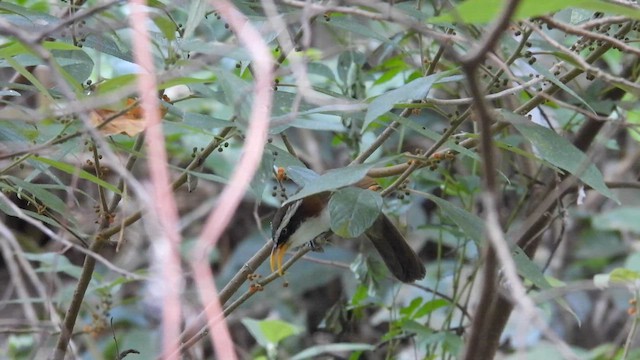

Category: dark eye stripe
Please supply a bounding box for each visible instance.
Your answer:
[273,200,302,244]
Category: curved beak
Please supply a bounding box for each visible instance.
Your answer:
[269,242,290,276]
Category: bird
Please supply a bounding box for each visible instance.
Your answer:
[270,177,426,283]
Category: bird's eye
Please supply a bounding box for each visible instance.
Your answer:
[281,228,288,235]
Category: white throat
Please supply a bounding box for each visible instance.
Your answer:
[287,205,331,249]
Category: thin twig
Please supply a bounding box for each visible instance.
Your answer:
[455,1,521,358]
[189,1,274,358]
[538,15,640,57]
[524,19,640,92]
[280,0,459,45]
[129,1,184,358]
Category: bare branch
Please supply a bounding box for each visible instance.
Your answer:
[189,1,275,358]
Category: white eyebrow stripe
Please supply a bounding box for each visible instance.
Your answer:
[274,199,302,242]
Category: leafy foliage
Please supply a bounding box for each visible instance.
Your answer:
[1,1,640,359]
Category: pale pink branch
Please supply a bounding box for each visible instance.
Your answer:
[129,2,183,359]
[190,0,274,358]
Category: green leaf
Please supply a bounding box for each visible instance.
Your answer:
[400,297,423,317]
[82,33,134,63]
[23,252,83,279]
[153,15,177,41]
[413,299,450,318]
[0,46,91,88]
[4,176,66,215]
[424,194,577,319]
[307,62,336,81]
[290,343,375,360]
[97,74,137,93]
[260,320,301,344]
[0,205,77,233]
[626,109,640,143]
[7,334,35,358]
[181,170,228,185]
[513,247,551,290]
[159,75,215,90]
[420,193,484,246]
[499,110,617,202]
[0,89,19,97]
[393,112,480,161]
[323,15,388,42]
[529,59,594,114]
[0,2,59,26]
[625,252,640,272]
[51,49,93,86]
[494,139,542,162]
[0,192,18,217]
[276,115,347,132]
[182,111,231,129]
[336,50,365,85]
[42,42,85,51]
[329,187,382,238]
[31,156,121,195]
[285,164,374,204]
[350,282,369,306]
[364,71,452,128]
[184,0,208,39]
[596,267,640,286]
[513,247,580,325]
[592,207,640,233]
[2,56,54,104]
[268,145,307,170]
[609,268,640,282]
[271,91,316,118]
[285,166,320,186]
[0,41,29,59]
[430,0,640,24]
[98,74,137,94]
[217,71,252,119]
[241,318,301,348]
[373,66,403,86]
[246,147,306,199]
[0,120,32,145]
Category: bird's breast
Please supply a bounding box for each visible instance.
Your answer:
[286,205,331,249]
